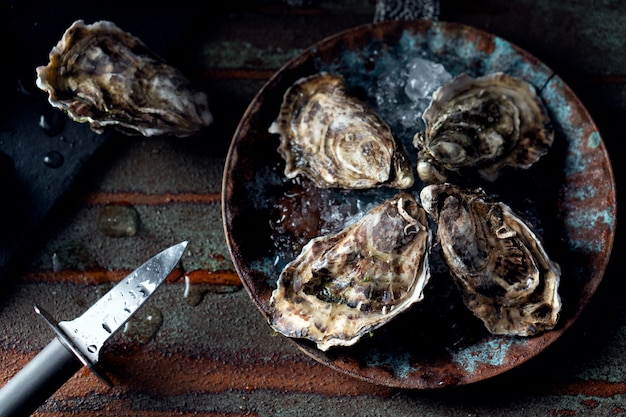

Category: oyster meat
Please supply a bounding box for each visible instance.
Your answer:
[420,183,561,336]
[414,72,554,184]
[269,191,432,351]
[269,72,414,189]
[36,20,213,137]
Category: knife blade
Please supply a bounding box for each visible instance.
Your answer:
[0,241,188,417]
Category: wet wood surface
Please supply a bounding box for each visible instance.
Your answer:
[0,1,624,416]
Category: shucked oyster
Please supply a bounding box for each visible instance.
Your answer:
[420,183,561,336]
[36,20,212,137]
[269,191,431,351]
[414,72,554,184]
[269,72,414,189]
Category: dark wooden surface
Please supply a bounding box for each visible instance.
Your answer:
[0,1,623,415]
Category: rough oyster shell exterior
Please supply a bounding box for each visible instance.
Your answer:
[420,183,561,336]
[413,72,554,184]
[269,72,414,189]
[269,191,432,351]
[35,20,212,137]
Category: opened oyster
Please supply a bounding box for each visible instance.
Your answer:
[420,183,561,336]
[269,191,432,351]
[414,72,554,184]
[269,72,414,189]
[36,20,213,137]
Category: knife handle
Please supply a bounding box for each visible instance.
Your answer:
[0,337,82,417]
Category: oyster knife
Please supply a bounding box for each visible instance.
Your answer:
[0,241,188,417]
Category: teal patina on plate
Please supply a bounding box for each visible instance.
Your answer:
[222,20,616,388]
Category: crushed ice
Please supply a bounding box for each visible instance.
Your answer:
[370,56,452,142]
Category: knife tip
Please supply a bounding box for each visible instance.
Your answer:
[173,240,189,258]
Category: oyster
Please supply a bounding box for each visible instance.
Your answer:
[269,72,414,189]
[269,191,432,351]
[35,20,212,137]
[420,183,561,336]
[413,72,554,184]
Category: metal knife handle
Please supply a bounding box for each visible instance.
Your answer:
[0,338,82,417]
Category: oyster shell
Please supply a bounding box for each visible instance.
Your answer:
[269,72,414,189]
[35,20,212,137]
[269,191,432,351]
[413,72,554,184]
[420,183,561,336]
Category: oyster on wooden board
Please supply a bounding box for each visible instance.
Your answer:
[35,20,213,137]
[413,72,554,184]
[269,72,414,190]
[419,183,561,336]
[269,191,432,351]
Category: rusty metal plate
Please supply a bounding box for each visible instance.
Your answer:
[222,20,616,389]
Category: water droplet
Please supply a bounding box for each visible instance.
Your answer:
[49,243,100,273]
[87,345,98,353]
[96,203,140,237]
[122,306,163,343]
[17,78,36,96]
[43,151,64,168]
[183,274,204,306]
[52,253,62,272]
[39,107,66,136]
[139,280,156,295]
[102,314,119,333]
